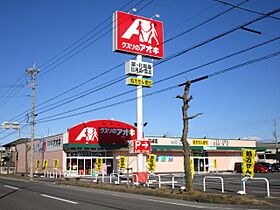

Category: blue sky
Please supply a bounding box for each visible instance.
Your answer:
[0,0,279,144]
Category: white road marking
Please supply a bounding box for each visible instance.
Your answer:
[4,185,19,190]
[41,194,78,204]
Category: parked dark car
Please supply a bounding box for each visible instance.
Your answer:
[234,162,269,173]
[272,163,280,172]
[257,162,274,172]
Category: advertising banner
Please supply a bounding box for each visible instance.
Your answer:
[113,11,164,59]
[95,158,103,171]
[148,154,156,173]
[35,160,40,172]
[118,156,127,170]
[242,149,256,178]
[42,160,48,171]
[53,159,59,170]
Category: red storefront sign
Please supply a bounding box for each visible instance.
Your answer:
[113,11,164,59]
[68,120,137,146]
[134,140,151,153]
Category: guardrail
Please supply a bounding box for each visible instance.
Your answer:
[0,167,16,174]
[203,176,224,193]
[242,177,270,197]
[109,173,139,186]
[148,174,161,188]
[44,170,62,179]
[110,172,120,184]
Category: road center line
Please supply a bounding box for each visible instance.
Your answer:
[41,194,78,204]
[4,185,19,190]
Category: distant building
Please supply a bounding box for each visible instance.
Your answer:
[256,142,280,164]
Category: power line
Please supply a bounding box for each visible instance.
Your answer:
[214,0,280,21]
[0,0,150,123]
[37,75,126,115]
[3,4,279,128]
[156,7,280,67]
[36,50,280,123]
[9,0,241,121]
[0,73,26,106]
[15,8,280,124]
[35,37,280,121]
[38,0,137,69]
[38,0,153,78]
[155,36,280,84]
[164,0,250,44]
[33,0,266,116]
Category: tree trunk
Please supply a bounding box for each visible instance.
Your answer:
[180,81,193,191]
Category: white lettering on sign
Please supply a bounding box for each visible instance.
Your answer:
[213,139,229,146]
[122,42,159,55]
[99,128,135,137]
[134,140,151,153]
[76,127,99,142]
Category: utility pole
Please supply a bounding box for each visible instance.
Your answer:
[26,64,39,180]
[273,119,279,163]
[177,77,205,191]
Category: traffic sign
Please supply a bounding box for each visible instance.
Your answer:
[134,140,151,153]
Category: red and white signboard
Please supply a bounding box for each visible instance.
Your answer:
[68,120,137,146]
[134,140,151,153]
[113,11,164,59]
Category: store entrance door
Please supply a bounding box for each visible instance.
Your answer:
[193,158,209,173]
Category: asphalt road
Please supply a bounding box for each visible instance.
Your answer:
[0,176,272,210]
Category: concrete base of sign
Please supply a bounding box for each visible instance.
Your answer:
[134,172,148,183]
[237,190,246,195]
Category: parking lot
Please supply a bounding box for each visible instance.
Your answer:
[193,173,280,197]
[145,172,280,199]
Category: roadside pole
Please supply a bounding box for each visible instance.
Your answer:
[26,65,39,180]
[136,55,144,174]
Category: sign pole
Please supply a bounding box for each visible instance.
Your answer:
[136,55,144,173]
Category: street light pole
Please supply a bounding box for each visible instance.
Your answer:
[273,119,279,163]
[26,64,39,180]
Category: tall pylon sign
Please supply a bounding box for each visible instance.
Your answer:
[113,10,164,183]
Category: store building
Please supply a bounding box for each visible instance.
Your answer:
[11,119,265,176]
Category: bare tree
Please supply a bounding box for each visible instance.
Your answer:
[177,80,202,191]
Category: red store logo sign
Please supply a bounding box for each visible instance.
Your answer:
[68,120,137,145]
[113,11,164,59]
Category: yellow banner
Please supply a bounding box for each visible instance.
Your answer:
[242,149,256,178]
[192,139,208,146]
[42,160,48,171]
[35,160,40,172]
[126,77,152,87]
[214,159,217,169]
[118,156,127,169]
[95,158,103,171]
[53,159,59,170]
[148,154,157,173]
